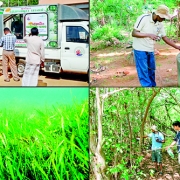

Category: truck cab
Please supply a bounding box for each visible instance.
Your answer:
[0,4,89,76]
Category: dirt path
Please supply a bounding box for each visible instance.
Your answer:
[0,72,88,86]
[140,152,180,180]
[90,43,180,87]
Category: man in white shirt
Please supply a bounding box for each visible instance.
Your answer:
[22,27,44,86]
[132,5,180,87]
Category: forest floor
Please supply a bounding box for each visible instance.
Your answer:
[140,152,180,180]
[90,42,180,87]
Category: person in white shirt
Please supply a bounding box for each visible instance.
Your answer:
[22,27,45,86]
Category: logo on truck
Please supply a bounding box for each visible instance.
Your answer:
[75,47,85,57]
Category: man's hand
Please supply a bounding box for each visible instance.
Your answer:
[175,46,180,50]
[165,141,176,150]
[148,34,159,41]
[132,29,158,39]
[156,138,164,143]
[40,61,44,68]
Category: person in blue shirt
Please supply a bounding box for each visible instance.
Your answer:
[144,125,165,175]
[166,121,180,164]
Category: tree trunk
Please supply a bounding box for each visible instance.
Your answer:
[139,88,161,152]
[177,10,180,37]
[125,104,133,168]
[92,88,106,180]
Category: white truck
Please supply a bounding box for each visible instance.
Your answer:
[0,4,89,76]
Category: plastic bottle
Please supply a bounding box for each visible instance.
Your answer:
[176,53,180,86]
[156,33,162,41]
[167,148,174,159]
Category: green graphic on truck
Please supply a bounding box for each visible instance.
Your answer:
[1,5,58,48]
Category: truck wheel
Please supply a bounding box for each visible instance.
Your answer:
[17,62,25,77]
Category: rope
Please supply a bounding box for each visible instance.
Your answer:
[156,68,164,86]
[141,145,180,153]
[131,145,180,156]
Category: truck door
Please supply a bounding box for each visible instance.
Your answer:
[61,22,89,73]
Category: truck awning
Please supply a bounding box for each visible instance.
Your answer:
[59,4,88,21]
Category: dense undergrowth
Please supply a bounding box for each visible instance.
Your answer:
[0,101,89,180]
[90,0,179,50]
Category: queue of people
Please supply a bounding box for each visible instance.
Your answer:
[0,27,44,86]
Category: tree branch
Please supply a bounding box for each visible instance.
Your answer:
[101,88,135,99]
[140,88,161,152]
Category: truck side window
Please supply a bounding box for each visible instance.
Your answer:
[66,26,88,43]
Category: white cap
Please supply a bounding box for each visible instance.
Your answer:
[151,125,158,131]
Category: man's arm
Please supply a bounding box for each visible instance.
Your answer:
[166,140,176,150]
[23,33,31,43]
[132,29,159,40]
[156,139,165,143]
[137,135,149,139]
[40,40,45,62]
[162,36,180,50]
[0,37,3,47]
[23,35,28,43]
[170,141,177,147]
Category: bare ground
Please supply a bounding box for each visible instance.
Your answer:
[140,152,180,180]
[90,43,180,87]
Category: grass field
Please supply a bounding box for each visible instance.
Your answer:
[0,100,89,180]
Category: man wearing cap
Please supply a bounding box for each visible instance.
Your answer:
[143,125,165,174]
[132,5,180,87]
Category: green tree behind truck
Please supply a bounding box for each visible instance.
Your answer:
[0,0,38,7]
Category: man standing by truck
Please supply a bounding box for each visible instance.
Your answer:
[0,27,20,82]
[22,27,44,86]
[132,5,180,87]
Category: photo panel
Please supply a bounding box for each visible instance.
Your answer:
[0,1,89,86]
[90,2,180,87]
[0,87,89,179]
[90,87,180,179]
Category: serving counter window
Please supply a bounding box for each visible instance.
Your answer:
[3,14,23,39]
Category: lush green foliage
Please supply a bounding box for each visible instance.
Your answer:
[0,101,89,180]
[91,24,124,42]
[0,0,38,7]
[90,88,180,179]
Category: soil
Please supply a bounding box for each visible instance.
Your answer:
[90,43,180,87]
[140,151,180,180]
[0,71,88,86]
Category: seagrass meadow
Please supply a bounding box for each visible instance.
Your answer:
[0,88,89,180]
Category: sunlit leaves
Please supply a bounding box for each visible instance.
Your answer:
[0,102,89,179]
[90,87,180,179]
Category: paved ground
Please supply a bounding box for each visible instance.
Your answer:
[0,71,88,86]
